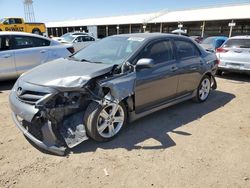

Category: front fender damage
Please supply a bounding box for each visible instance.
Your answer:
[25,72,136,155]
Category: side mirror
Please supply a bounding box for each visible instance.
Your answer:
[136,58,155,71]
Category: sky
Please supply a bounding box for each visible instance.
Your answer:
[0,0,249,22]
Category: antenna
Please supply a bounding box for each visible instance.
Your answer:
[23,0,35,22]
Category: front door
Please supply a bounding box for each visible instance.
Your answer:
[135,39,179,113]
[11,35,50,76]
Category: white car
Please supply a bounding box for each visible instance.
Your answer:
[53,32,96,52]
[0,32,74,81]
[216,36,250,75]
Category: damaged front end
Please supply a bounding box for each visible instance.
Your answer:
[9,66,136,155]
[9,79,93,155]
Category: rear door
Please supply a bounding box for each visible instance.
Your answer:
[135,39,179,113]
[174,39,203,96]
[11,35,50,76]
[0,35,16,80]
[218,38,250,70]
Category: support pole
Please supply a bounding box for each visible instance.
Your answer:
[201,21,205,38]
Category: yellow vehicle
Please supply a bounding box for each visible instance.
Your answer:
[0,17,46,35]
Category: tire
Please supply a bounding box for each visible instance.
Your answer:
[32,29,42,35]
[84,101,127,142]
[216,70,223,76]
[193,75,211,103]
[0,29,2,31]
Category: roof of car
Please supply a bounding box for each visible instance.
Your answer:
[110,33,190,40]
[229,35,250,39]
[0,31,57,42]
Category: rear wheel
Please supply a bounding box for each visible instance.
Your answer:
[84,102,127,142]
[193,75,211,103]
[32,29,42,35]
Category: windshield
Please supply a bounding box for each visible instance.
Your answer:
[0,18,5,23]
[61,35,74,42]
[223,39,250,48]
[201,37,215,44]
[73,36,144,65]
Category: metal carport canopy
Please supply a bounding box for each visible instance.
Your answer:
[150,4,250,23]
[45,3,250,28]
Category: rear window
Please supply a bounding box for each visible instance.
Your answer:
[201,37,215,44]
[223,39,250,48]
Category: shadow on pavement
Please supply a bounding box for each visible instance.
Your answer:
[71,90,235,154]
[216,72,250,83]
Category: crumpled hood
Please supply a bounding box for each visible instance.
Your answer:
[20,58,114,88]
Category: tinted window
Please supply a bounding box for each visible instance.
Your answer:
[139,40,174,64]
[12,36,50,49]
[0,36,11,51]
[82,36,95,42]
[14,19,22,24]
[223,39,250,48]
[175,40,200,59]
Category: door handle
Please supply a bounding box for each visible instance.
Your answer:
[40,50,48,53]
[2,54,11,58]
[190,66,198,70]
[171,66,178,72]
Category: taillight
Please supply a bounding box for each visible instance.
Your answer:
[67,47,75,54]
[215,59,220,64]
[216,48,228,53]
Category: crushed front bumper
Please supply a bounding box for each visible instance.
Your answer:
[11,112,66,155]
[9,91,67,155]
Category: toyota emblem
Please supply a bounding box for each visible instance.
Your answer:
[17,87,23,96]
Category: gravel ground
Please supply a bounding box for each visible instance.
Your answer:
[0,73,250,188]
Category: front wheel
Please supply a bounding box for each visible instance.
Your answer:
[193,75,211,103]
[84,102,127,142]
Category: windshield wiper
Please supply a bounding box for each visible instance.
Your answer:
[81,59,104,64]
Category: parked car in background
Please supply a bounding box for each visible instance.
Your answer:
[189,36,203,43]
[0,32,74,81]
[53,32,96,52]
[200,36,228,52]
[0,17,46,35]
[216,36,250,75]
[9,33,218,155]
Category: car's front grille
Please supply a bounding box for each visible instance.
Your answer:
[17,90,49,104]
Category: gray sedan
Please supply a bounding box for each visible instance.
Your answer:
[0,32,74,81]
[9,33,218,155]
[216,36,250,75]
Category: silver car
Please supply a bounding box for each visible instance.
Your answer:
[53,33,96,52]
[216,36,250,75]
[0,32,74,81]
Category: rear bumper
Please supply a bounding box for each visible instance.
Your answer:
[218,66,250,74]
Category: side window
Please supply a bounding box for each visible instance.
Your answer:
[175,40,201,59]
[14,19,22,24]
[139,40,175,64]
[0,36,11,51]
[82,36,95,42]
[32,37,51,47]
[12,36,50,49]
